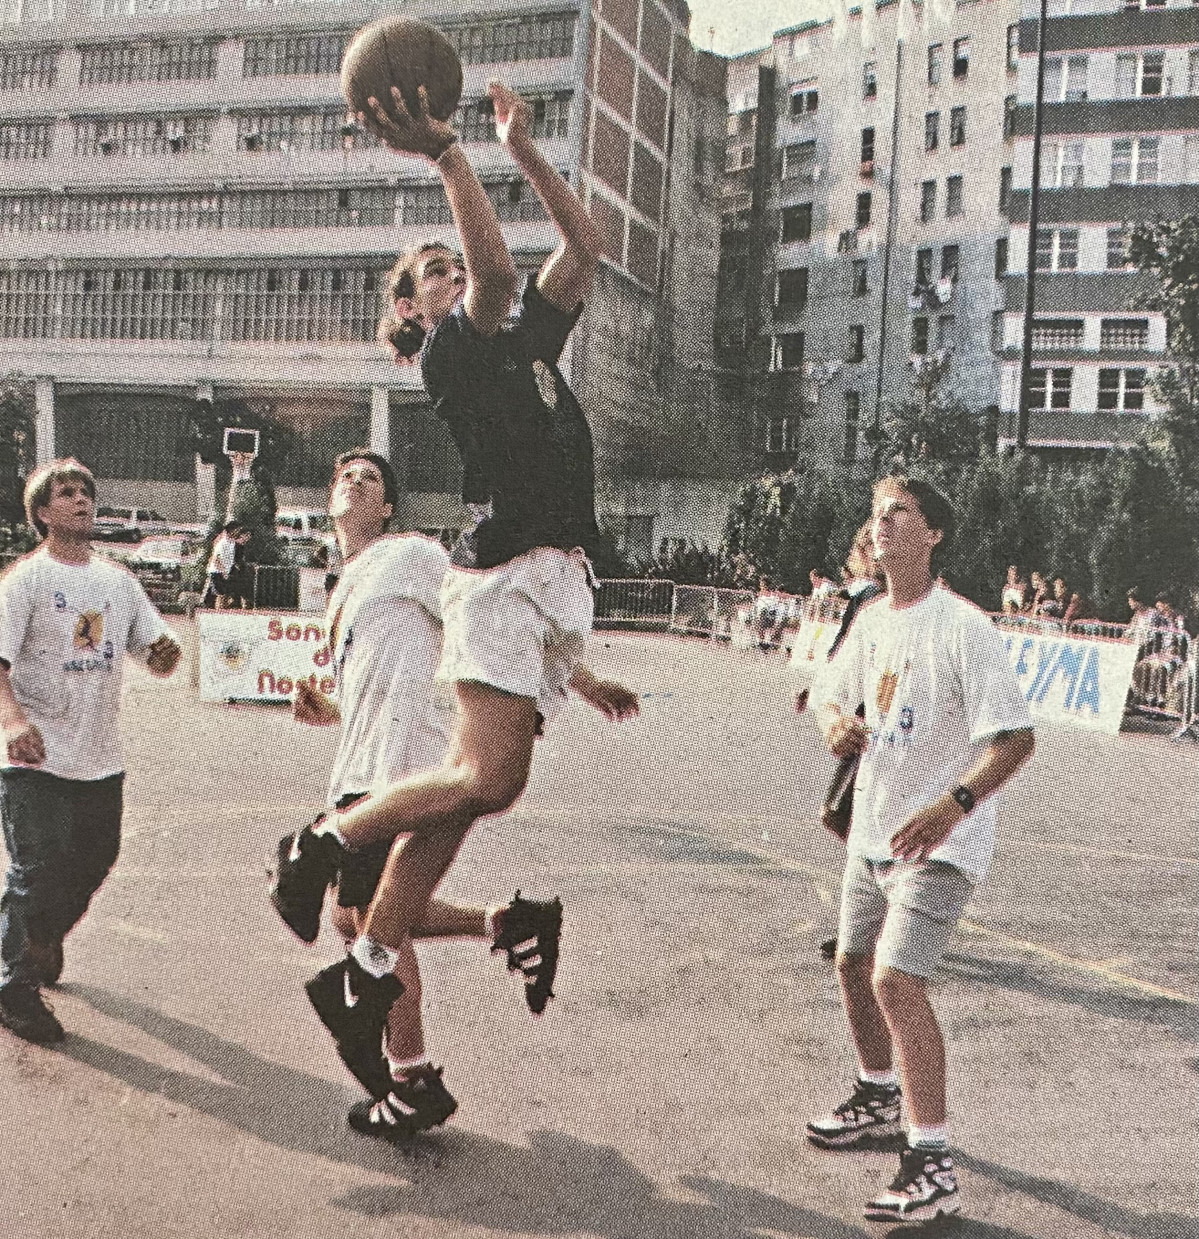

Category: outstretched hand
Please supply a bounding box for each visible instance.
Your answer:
[363,85,458,161]
[294,678,341,726]
[488,80,532,148]
[570,667,640,721]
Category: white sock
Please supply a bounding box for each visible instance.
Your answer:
[351,935,398,978]
[387,1051,429,1079]
[312,818,347,847]
[909,1123,949,1149]
[859,1066,900,1088]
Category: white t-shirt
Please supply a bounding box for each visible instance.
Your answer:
[207,532,236,577]
[324,534,453,807]
[815,585,1032,881]
[0,549,170,780]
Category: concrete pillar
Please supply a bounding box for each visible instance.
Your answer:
[370,385,390,458]
[34,378,54,465]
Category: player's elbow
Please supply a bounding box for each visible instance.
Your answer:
[476,256,518,301]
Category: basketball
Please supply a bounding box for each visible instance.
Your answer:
[341,18,463,137]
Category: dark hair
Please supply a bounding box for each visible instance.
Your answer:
[222,521,242,534]
[23,458,96,538]
[331,449,399,526]
[379,242,457,360]
[875,475,955,559]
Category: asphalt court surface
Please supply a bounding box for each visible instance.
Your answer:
[0,624,1195,1239]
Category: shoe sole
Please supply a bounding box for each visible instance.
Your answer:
[864,1195,961,1224]
[269,835,323,945]
[347,1094,458,1143]
[806,1120,903,1150]
[0,1009,65,1045]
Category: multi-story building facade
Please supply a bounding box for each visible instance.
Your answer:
[0,0,729,556]
[719,3,1017,474]
[999,0,1192,449]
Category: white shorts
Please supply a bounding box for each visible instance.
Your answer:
[437,547,595,726]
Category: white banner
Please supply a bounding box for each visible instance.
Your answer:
[196,610,333,703]
[1004,630,1138,735]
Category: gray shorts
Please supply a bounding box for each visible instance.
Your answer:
[838,855,975,979]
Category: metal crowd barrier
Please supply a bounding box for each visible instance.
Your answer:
[592,578,674,629]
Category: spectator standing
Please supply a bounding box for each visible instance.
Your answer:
[1000,566,1026,615]
[201,523,239,609]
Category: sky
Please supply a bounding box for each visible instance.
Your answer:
[684,0,829,56]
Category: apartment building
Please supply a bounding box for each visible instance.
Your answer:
[0,0,729,555]
[999,0,1196,449]
[719,2,1017,474]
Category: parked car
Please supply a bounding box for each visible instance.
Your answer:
[276,509,333,541]
[93,505,170,542]
[123,535,202,579]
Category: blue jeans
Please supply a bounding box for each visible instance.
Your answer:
[0,768,124,990]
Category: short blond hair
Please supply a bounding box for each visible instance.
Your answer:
[23,458,95,538]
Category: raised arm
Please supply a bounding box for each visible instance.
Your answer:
[364,85,516,335]
[490,81,602,312]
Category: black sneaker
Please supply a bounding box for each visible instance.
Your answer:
[270,826,344,944]
[305,954,404,1087]
[0,983,65,1044]
[819,935,838,961]
[806,1078,902,1150]
[347,1064,458,1143]
[492,891,562,1015]
[864,1144,962,1224]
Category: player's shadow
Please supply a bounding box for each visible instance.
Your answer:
[955,1151,1199,1239]
[938,951,1198,1042]
[59,983,863,1239]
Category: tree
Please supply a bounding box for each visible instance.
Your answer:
[0,373,34,529]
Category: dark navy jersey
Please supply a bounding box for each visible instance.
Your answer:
[420,277,600,570]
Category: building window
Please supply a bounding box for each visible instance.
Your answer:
[780,203,813,243]
[776,267,809,307]
[78,39,218,85]
[928,43,942,86]
[1100,318,1150,350]
[848,324,865,362]
[1007,23,1020,72]
[844,391,860,462]
[442,15,576,65]
[1116,50,1164,98]
[1097,368,1146,411]
[925,111,939,152]
[949,106,965,147]
[782,140,816,179]
[863,61,878,99]
[0,47,58,91]
[1190,49,1199,96]
[852,259,869,297]
[920,180,936,222]
[766,414,802,453]
[74,115,215,158]
[1035,228,1079,271]
[941,244,959,281]
[860,126,875,164]
[1029,367,1073,409]
[937,314,956,349]
[952,37,970,79]
[1107,226,1133,269]
[945,175,963,217]
[775,332,805,369]
[1032,318,1083,348]
[1112,136,1158,185]
[242,32,348,77]
[916,247,934,287]
[1044,55,1089,102]
[790,86,819,116]
[1003,95,1017,141]
[911,316,930,355]
[992,310,1005,352]
[856,191,872,228]
[1042,139,1085,187]
[1000,166,1013,215]
[0,121,52,160]
[995,238,1009,278]
[235,110,382,154]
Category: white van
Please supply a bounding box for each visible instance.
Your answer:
[275,509,333,540]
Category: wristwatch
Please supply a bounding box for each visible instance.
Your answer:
[951,785,976,814]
